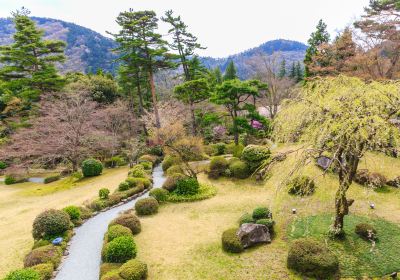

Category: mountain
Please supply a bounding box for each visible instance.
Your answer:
[201,40,308,79]
[0,17,118,74]
[0,17,307,78]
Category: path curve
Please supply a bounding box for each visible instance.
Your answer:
[55,165,166,280]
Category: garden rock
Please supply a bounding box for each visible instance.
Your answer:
[237,223,271,248]
[316,156,332,170]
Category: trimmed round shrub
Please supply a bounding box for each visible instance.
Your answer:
[107,225,133,242]
[208,156,228,179]
[252,207,271,220]
[118,181,130,191]
[135,197,159,216]
[32,209,70,240]
[101,270,123,280]
[166,164,184,176]
[140,161,153,170]
[62,205,81,221]
[162,173,186,192]
[110,213,141,235]
[0,160,7,169]
[81,158,103,177]
[31,263,53,280]
[106,193,125,207]
[287,238,339,279]
[100,263,122,278]
[24,245,62,268]
[118,259,148,280]
[4,268,40,280]
[99,188,110,200]
[149,188,169,203]
[128,165,147,178]
[221,228,244,253]
[239,213,255,225]
[355,223,377,240]
[174,178,200,196]
[4,175,17,185]
[355,169,387,189]
[126,177,151,189]
[162,155,181,171]
[287,176,316,196]
[79,206,92,220]
[214,142,226,155]
[256,219,275,233]
[229,160,250,179]
[241,145,271,171]
[103,236,137,263]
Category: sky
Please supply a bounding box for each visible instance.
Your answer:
[0,0,369,57]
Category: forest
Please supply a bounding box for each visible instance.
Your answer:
[0,1,400,280]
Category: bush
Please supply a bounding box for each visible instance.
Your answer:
[221,228,244,253]
[241,145,271,171]
[226,143,245,158]
[118,181,130,191]
[101,271,123,280]
[110,213,141,234]
[162,173,187,192]
[174,178,200,196]
[287,176,316,196]
[104,156,126,168]
[43,175,60,184]
[149,188,169,203]
[214,142,226,155]
[355,169,387,189]
[118,259,148,280]
[135,197,159,216]
[229,160,250,179]
[287,238,339,279]
[161,155,180,171]
[0,160,7,169]
[148,145,163,156]
[138,154,157,164]
[62,205,81,221]
[79,206,92,220]
[31,263,53,280]
[208,156,228,179]
[81,158,103,177]
[239,213,255,225]
[166,164,184,176]
[355,223,377,240]
[32,209,70,240]
[256,219,275,233]
[87,199,107,212]
[139,161,153,170]
[252,207,271,220]
[32,239,50,250]
[4,268,40,280]
[387,176,400,188]
[99,188,110,200]
[125,177,151,189]
[103,236,137,263]
[100,263,122,278]
[24,245,62,268]
[128,165,147,178]
[4,175,17,185]
[71,171,83,181]
[107,225,133,242]
[106,193,125,207]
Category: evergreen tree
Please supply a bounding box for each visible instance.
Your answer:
[278,58,287,78]
[212,67,223,84]
[162,10,205,81]
[289,62,296,79]
[223,61,238,81]
[304,19,330,78]
[295,62,303,82]
[0,7,65,100]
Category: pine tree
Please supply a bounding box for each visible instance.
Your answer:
[0,7,65,99]
[295,62,303,82]
[278,58,287,78]
[223,61,238,81]
[304,19,330,78]
[289,62,296,79]
[162,10,205,81]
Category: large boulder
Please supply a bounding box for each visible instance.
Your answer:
[237,223,271,248]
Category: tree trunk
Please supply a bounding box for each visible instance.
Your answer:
[189,101,197,135]
[148,70,161,128]
[233,110,239,145]
[136,78,148,136]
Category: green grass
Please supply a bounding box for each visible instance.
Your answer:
[166,184,217,203]
[287,214,400,278]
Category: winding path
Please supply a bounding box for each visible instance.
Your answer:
[55,165,166,280]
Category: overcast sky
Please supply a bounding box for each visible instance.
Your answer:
[0,0,369,57]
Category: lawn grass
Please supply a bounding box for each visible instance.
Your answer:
[288,214,400,277]
[0,166,129,278]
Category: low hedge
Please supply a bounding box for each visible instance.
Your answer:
[126,177,151,189]
[109,213,141,235]
[135,197,159,216]
[3,268,40,280]
[287,238,339,279]
[100,263,122,278]
[221,228,244,253]
[166,184,217,203]
[24,245,62,268]
[102,236,137,263]
[31,263,53,280]
[149,188,169,203]
[118,259,148,280]
[101,270,123,280]
[44,175,60,184]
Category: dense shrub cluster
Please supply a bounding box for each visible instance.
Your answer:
[162,173,186,192]
[139,161,152,170]
[165,165,184,176]
[238,207,275,235]
[355,223,377,240]
[119,259,148,280]
[221,228,244,253]
[128,164,147,178]
[241,145,270,171]
[213,142,226,155]
[24,245,62,268]
[102,236,137,263]
[62,205,81,221]
[229,160,250,179]
[355,169,387,189]
[104,156,126,168]
[174,178,200,196]
[99,188,110,199]
[135,197,159,216]
[3,268,40,280]
[32,209,70,240]
[252,207,271,220]
[31,263,53,280]
[44,175,60,184]
[110,213,141,235]
[0,160,7,169]
[287,238,339,279]
[161,155,181,172]
[81,158,103,177]
[287,176,316,196]
[107,225,133,242]
[208,156,228,178]
[149,188,169,203]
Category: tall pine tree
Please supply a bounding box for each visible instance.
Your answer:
[0,7,65,100]
[223,61,238,81]
[278,58,287,78]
